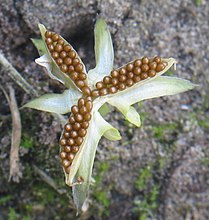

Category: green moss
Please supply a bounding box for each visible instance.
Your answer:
[201,156,209,166]
[195,0,202,6]
[0,195,13,205]
[8,208,16,220]
[21,133,34,149]
[198,118,209,130]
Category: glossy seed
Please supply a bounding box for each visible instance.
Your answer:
[153,56,161,63]
[75,137,83,145]
[96,82,104,90]
[52,34,59,41]
[103,76,111,84]
[85,101,93,111]
[60,51,67,58]
[75,63,83,72]
[149,62,157,70]
[64,123,72,132]
[48,44,54,51]
[72,58,79,66]
[71,146,80,153]
[45,38,53,44]
[67,138,75,146]
[62,159,71,167]
[109,86,118,94]
[127,72,134,79]
[72,122,81,131]
[111,78,119,86]
[126,79,134,87]
[60,138,67,146]
[141,64,149,72]
[133,76,141,83]
[75,80,85,88]
[84,113,91,121]
[75,114,83,122]
[70,72,79,81]
[64,57,72,65]
[69,116,75,124]
[118,83,126,91]
[134,59,142,67]
[71,105,79,114]
[82,86,91,96]
[78,98,85,108]
[81,121,89,129]
[119,75,127,82]
[140,72,148,80]
[45,31,52,38]
[85,96,92,102]
[64,145,71,153]
[52,52,59,59]
[63,132,70,139]
[65,166,71,173]
[119,68,126,75]
[68,65,75,73]
[68,51,76,59]
[111,70,119,78]
[78,73,87,80]
[91,89,99,98]
[58,39,64,45]
[148,69,156,77]
[60,151,67,159]
[79,106,87,115]
[60,64,68,73]
[54,44,63,52]
[133,67,141,75]
[100,88,108,96]
[126,63,134,71]
[142,57,149,64]
[78,128,86,137]
[70,130,78,138]
[64,45,72,52]
[156,63,165,72]
[56,58,63,65]
[67,153,75,161]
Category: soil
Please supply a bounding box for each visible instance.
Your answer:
[0,0,209,220]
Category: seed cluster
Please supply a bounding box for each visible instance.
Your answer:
[44,31,91,96]
[91,56,167,97]
[59,97,93,173]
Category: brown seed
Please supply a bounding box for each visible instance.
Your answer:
[64,57,72,65]
[119,68,126,75]
[56,58,63,65]
[71,105,79,114]
[156,63,165,72]
[52,52,59,59]
[48,44,54,52]
[142,57,149,64]
[60,151,67,159]
[72,58,79,66]
[45,38,53,45]
[103,76,111,84]
[70,130,78,138]
[64,45,72,52]
[62,159,71,167]
[77,176,84,183]
[91,89,99,98]
[65,166,71,173]
[133,75,141,83]
[75,137,83,145]
[68,51,76,59]
[85,101,93,112]
[82,86,91,96]
[81,121,89,129]
[119,75,127,82]
[60,51,67,58]
[133,67,141,75]
[71,146,80,153]
[100,88,108,96]
[70,72,79,81]
[74,114,83,122]
[52,34,59,41]
[75,63,83,72]
[68,65,75,73]
[153,56,161,64]
[67,153,75,161]
[85,96,92,102]
[78,73,87,81]
[118,83,126,91]
[67,138,75,146]
[75,80,85,88]
[64,145,71,153]
[84,113,91,121]
[96,82,104,90]
[60,64,68,73]
[109,86,118,94]
[72,122,81,131]
[69,116,75,124]
[126,79,134,87]
[148,69,156,77]
[141,64,149,72]
[127,72,134,79]
[111,70,119,78]
[60,138,67,146]
[126,63,134,71]
[63,132,70,139]
[149,62,157,70]
[134,59,142,67]
[111,78,119,86]
[140,72,148,80]
[54,44,63,52]
[58,39,64,45]
[45,31,52,38]
[78,128,86,137]
[64,123,72,132]
[79,106,87,115]
[78,98,85,108]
